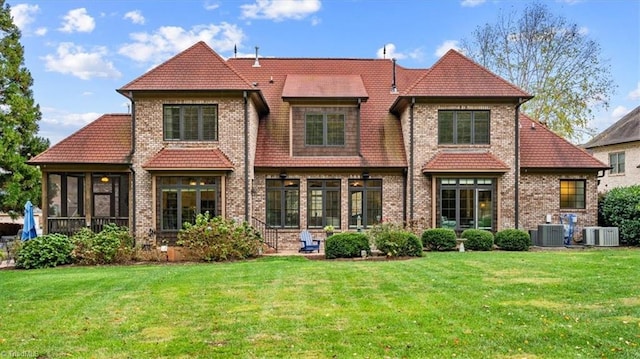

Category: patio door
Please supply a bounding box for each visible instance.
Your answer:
[438,178,494,231]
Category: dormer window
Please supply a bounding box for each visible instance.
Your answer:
[163,105,218,141]
[305,112,345,146]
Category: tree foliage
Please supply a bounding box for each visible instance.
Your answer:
[461,2,615,142]
[0,1,49,216]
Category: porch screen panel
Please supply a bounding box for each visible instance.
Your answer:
[47,174,62,217]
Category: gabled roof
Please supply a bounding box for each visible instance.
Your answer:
[400,50,532,99]
[282,74,368,99]
[520,114,608,170]
[142,148,234,171]
[118,41,255,93]
[228,57,412,168]
[422,152,509,173]
[583,105,640,148]
[29,114,132,165]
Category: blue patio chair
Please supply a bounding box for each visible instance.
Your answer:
[299,230,321,253]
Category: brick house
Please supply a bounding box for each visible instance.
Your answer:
[583,105,640,193]
[29,42,607,250]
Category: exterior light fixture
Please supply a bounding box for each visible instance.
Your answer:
[100,175,109,183]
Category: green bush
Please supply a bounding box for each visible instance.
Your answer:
[15,233,74,269]
[601,185,640,245]
[461,229,494,251]
[375,229,422,257]
[495,229,530,251]
[421,228,457,251]
[325,232,370,259]
[71,224,134,265]
[177,212,262,261]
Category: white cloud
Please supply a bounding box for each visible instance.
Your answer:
[461,0,486,7]
[611,105,629,119]
[124,10,145,25]
[204,2,220,10]
[118,23,245,63]
[40,108,101,127]
[628,82,640,100]
[10,3,39,30]
[241,0,321,21]
[376,43,424,62]
[59,8,95,33]
[42,42,121,80]
[434,40,461,57]
[35,27,47,36]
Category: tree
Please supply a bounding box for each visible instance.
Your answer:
[461,2,615,142]
[0,0,49,217]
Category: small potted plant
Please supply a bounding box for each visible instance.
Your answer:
[324,225,335,237]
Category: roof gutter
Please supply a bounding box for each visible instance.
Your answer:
[128,91,137,239]
[244,90,250,222]
[409,97,415,223]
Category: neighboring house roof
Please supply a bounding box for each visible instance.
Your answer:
[281,74,368,99]
[228,57,413,168]
[142,148,234,171]
[118,41,255,92]
[28,114,132,165]
[519,114,608,170]
[583,105,640,148]
[422,152,510,173]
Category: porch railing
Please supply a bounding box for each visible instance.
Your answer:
[252,217,278,252]
[47,217,129,236]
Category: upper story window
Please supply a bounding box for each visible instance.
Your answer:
[609,152,625,174]
[438,110,490,145]
[305,112,345,146]
[163,105,218,141]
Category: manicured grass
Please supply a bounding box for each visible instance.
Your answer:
[1,249,639,358]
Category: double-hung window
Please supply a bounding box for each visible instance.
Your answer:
[164,105,218,141]
[308,179,341,229]
[266,179,300,228]
[305,112,345,146]
[438,110,489,144]
[609,152,625,174]
[560,180,586,209]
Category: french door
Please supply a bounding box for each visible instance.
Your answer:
[439,178,494,231]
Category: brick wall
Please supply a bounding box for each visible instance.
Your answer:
[131,93,256,239]
[519,172,599,240]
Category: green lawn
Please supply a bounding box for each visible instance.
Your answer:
[0,249,638,358]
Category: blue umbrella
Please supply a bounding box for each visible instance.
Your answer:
[21,200,38,241]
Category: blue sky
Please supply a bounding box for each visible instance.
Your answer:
[8,0,640,145]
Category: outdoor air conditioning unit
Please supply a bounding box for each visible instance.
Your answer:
[529,229,539,246]
[537,224,564,246]
[582,227,601,246]
[596,227,619,246]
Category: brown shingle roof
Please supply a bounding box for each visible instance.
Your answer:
[282,74,368,99]
[228,57,412,168]
[583,105,640,148]
[118,41,255,92]
[28,114,132,165]
[402,50,532,98]
[422,152,510,173]
[142,148,234,171]
[520,114,608,169]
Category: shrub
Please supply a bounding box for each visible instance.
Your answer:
[15,233,74,269]
[177,212,262,261]
[421,228,457,251]
[375,229,422,257]
[461,229,494,251]
[325,232,370,259]
[71,224,134,265]
[601,185,640,245]
[495,229,531,251]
